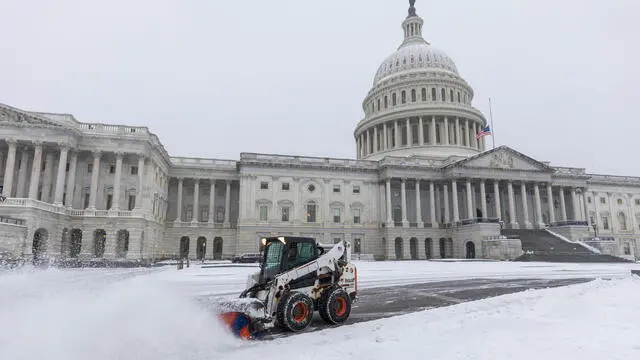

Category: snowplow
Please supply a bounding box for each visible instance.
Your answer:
[216,236,358,339]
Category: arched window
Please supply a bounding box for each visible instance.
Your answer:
[441,88,446,101]
[431,88,436,101]
[411,89,416,102]
[384,96,388,108]
[421,88,427,101]
[377,98,381,110]
[450,89,454,102]
[392,93,397,106]
[401,91,406,104]
[618,212,627,231]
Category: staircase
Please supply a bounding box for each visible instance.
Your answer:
[502,229,632,263]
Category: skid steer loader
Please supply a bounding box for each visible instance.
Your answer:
[216,236,358,339]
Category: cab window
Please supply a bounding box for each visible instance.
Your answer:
[284,242,317,270]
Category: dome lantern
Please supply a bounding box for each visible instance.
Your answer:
[400,0,429,49]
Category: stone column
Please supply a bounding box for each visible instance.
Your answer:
[2,139,17,197]
[65,151,77,207]
[507,181,517,227]
[547,184,555,224]
[584,190,591,227]
[480,180,487,219]
[135,155,145,209]
[176,177,183,221]
[571,188,579,221]
[208,179,216,223]
[406,119,411,146]
[494,180,501,220]
[534,183,544,228]
[418,117,424,145]
[41,151,55,202]
[224,180,231,225]
[466,179,473,220]
[520,182,530,228]
[382,123,388,151]
[373,126,378,152]
[385,178,393,225]
[429,181,436,226]
[452,180,459,223]
[53,144,70,205]
[394,121,399,148]
[559,187,567,221]
[112,152,124,210]
[444,117,449,145]
[430,116,436,145]
[17,147,29,197]
[88,151,101,209]
[415,180,423,227]
[400,178,408,226]
[192,179,200,223]
[28,141,43,199]
[443,183,450,224]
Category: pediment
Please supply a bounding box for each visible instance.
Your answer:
[444,146,551,172]
[0,104,63,128]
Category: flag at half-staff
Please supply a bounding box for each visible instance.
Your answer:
[476,125,492,140]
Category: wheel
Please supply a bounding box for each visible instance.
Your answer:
[276,292,314,332]
[318,285,352,325]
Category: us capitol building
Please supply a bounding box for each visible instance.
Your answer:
[1,2,638,263]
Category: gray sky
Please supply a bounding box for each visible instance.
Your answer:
[1,0,638,176]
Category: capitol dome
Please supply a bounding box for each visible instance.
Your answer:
[372,43,459,87]
[354,1,488,161]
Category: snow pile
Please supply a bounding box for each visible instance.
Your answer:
[226,276,640,360]
[545,228,602,254]
[0,268,243,360]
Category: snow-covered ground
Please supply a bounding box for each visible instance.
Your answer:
[1,261,639,359]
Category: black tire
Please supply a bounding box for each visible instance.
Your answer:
[318,285,352,325]
[276,292,314,332]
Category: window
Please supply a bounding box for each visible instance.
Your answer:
[109,165,115,174]
[392,93,397,106]
[66,162,70,172]
[131,166,138,175]
[601,215,609,230]
[624,243,631,255]
[307,184,315,192]
[636,199,640,206]
[87,163,92,173]
[41,161,46,171]
[184,205,193,222]
[431,88,436,101]
[281,206,290,222]
[401,91,406,104]
[333,237,341,244]
[333,208,341,223]
[600,197,606,204]
[84,194,89,209]
[588,197,592,204]
[450,89,454,102]
[353,208,361,224]
[128,195,135,210]
[285,241,317,269]
[384,96,388,108]
[353,238,362,253]
[352,185,360,194]
[457,92,461,103]
[441,88,445,101]
[617,199,623,205]
[377,98,380,110]
[259,205,268,221]
[215,206,225,222]
[421,88,426,101]
[333,185,341,193]
[281,182,290,191]
[106,194,113,210]
[306,203,316,223]
[260,181,269,190]
[200,206,208,222]
[411,89,416,102]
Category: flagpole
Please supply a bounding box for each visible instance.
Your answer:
[488,97,496,149]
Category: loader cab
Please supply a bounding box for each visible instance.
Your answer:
[259,236,319,284]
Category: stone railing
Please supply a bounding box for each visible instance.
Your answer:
[76,123,170,158]
[551,220,589,227]
[170,157,237,169]
[0,216,26,226]
[553,167,587,176]
[457,217,501,226]
[240,153,378,170]
[588,174,640,186]
[0,198,146,218]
